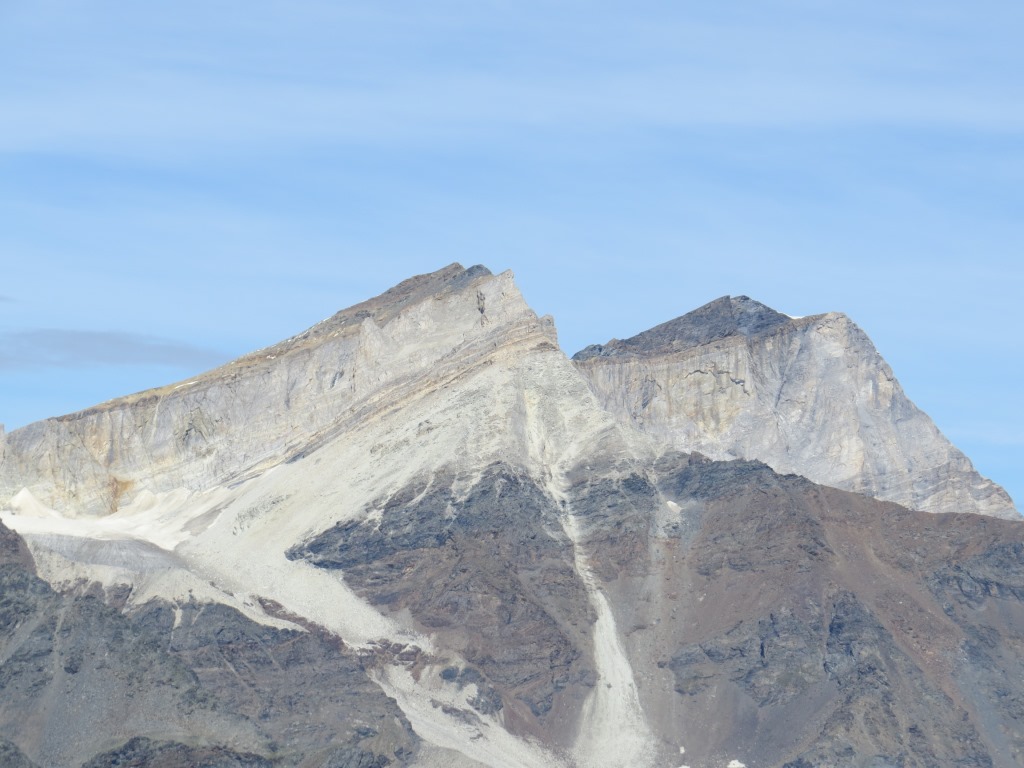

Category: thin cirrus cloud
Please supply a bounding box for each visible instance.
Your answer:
[2,4,1023,161]
[2,68,1021,162]
[0,329,225,371]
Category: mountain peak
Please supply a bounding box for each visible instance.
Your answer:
[572,294,794,361]
[573,295,1017,519]
[0,262,528,516]
[232,263,493,364]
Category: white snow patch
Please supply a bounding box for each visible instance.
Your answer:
[192,547,421,649]
[727,761,747,768]
[655,497,684,536]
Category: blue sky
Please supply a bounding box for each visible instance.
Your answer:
[1,1,1021,509]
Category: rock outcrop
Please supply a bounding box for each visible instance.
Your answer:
[611,454,1024,767]
[0,517,417,768]
[574,295,1017,518]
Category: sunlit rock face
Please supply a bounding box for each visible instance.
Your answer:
[1,267,1022,768]
[0,264,555,516]
[574,295,1017,519]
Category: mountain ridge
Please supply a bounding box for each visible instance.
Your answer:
[573,294,801,360]
[573,294,1017,519]
[0,264,1022,767]
[0,264,540,517]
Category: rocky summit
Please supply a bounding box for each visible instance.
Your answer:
[573,295,1017,519]
[0,264,1021,768]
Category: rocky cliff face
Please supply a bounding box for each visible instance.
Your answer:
[573,295,1017,519]
[0,264,552,517]
[1,267,1022,768]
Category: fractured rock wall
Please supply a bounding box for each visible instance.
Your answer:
[0,265,550,516]
[574,296,1017,518]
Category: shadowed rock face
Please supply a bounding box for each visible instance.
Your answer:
[0,515,34,570]
[573,296,1018,519]
[291,463,597,742]
[287,451,1024,767]
[0,739,38,768]
[603,454,1024,767]
[0,522,417,768]
[80,738,274,768]
[82,736,400,767]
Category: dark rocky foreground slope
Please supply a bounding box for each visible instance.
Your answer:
[9,450,1023,767]
[0,520,417,768]
[289,452,1024,767]
[625,454,1024,767]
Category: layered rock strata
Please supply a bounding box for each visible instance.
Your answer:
[0,264,550,516]
[573,295,1017,518]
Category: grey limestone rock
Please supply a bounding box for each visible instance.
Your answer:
[0,263,539,517]
[574,295,1018,518]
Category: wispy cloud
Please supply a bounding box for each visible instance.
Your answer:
[0,329,224,370]
[2,3,1022,161]
[3,68,1021,163]
[0,296,13,303]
